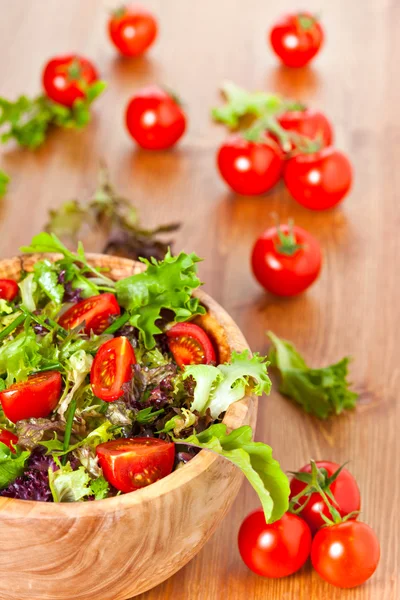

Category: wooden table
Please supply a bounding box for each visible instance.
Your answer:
[0,1,398,599]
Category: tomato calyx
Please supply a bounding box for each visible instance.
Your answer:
[66,59,83,83]
[289,459,360,525]
[296,13,319,31]
[160,85,183,107]
[275,218,303,256]
[112,5,127,19]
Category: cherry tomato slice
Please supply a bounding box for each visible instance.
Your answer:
[58,293,120,335]
[166,322,216,367]
[0,428,18,452]
[0,279,19,302]
[91,336,136,402]
[125,85,186,150]
[42,54,98,108]
[108,5,158,57]
[238,510,312,578]
[96,437,175,493]
[290,461,361,534]
[311,521,380,588]
[251,223,322,296]
[217,134,283,195]
[270,13,324,68]
[0,371,62,423]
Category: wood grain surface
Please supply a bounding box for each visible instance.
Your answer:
[0,1,398,599]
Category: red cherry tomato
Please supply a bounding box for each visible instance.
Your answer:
[0,371,62,423]
[251,223,322,296]
[270,13,324,68]
[0,428,18,452]
[0,279,19,301]
[125,85,186,150]
[91,336,136,402]
[238,510,312,578]
[58,293,120,335]
[311,521,380,588]
[284,147,352,210]
[290,461,361,535]
[96,437,175,493]
[278,109,333,151]
[217,135,283,196]
[42,54,98,108]
[108,4,158,57]
[166,322,216,367]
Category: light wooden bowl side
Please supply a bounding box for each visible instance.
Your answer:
[0,254,257,600]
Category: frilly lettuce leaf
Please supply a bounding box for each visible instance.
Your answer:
[115,250,205,349]
[57,350,93,419]
[183,350,271,419]
[0,442,30,489]
[178,424,289,523]
[48,461,91,502]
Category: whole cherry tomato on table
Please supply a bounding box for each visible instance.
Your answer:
[251,221,322,296]
[97,437,175,493]
[290,461,361,534]
[166,322,216,367]
[238,509,312,578]
[125,85,186,150]
[42,54,98,107]
[108,4,158,57]
[311,521,380,588]
[0,279,19,301]
[270,13,324,68]
[0,428,18,452]
[284,147,352,210]
[217,135,283,195]
[0,371,62,423]
[277,109,333,151]
[58,293,120,335]
[91,336,136,402]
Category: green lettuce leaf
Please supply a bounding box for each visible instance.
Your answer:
[0,169,9,198]
[0,325,42,385]
[267,331,358,419]
[57,350,93,418]
[33,259,64,305]
[178,424,289,523]
[48,461,91,502]
[0,442,30,489]
[183,350,271,419]
[90,475,110,500]
[115,250,205,348]
[0,300,13,316]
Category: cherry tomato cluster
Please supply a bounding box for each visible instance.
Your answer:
[239,460,380,589]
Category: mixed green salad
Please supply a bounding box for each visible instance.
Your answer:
[0,233,289,521]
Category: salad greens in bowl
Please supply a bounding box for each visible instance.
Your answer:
[0,233,289,600]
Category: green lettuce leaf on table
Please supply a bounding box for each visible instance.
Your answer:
[115,250,205,349]
[184,350,271,419]
[267,331,358,419]
[0,442,30,489]
[0,169,9,198]
[178,424,289,523]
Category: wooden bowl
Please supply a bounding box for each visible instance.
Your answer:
[0,254,257,600]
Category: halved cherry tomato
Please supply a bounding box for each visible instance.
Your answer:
[217,134,283,195]
[96,437,175,493]
[290,461,361,534]
[42,54,98,108]
[0,371,62,423]
[270,13,324,68]
[311,521,380,588]
[277,109,333,151]
[284,147,353,211]
[0,428,18,452]
[238,510,312,578]
[251,222,322,296]
[0,279,19,301]
[108,4,158,57]
[166,322,216,367]
[58,293,120,335]
[91,336,136,402]
[125,85,186,150]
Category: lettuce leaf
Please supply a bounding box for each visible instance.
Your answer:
[0,169,9,198]
[33,259,64,305]
[183,350,271,419]
[57,350,93,418]
[0,442,30,489]
[48,461,91,502]
[0,325,42,385]
[267,331,358,419]
[178,424,289,522]
[115,250,205,348]
[90,475,109,500]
